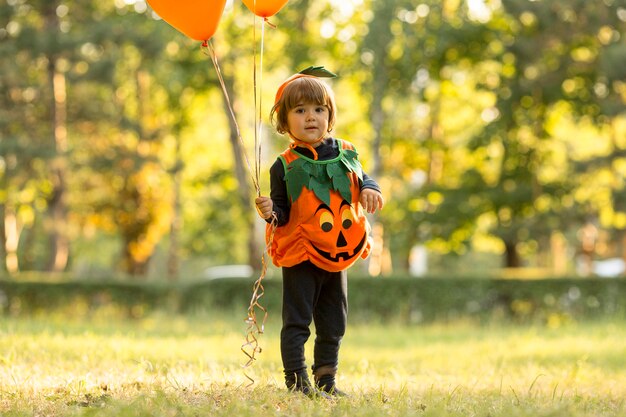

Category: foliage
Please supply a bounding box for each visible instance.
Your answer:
[2,277,626,326]
[1,0,625,276]
[391,0,626,267]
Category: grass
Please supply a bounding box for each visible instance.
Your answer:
[0,311,625,416]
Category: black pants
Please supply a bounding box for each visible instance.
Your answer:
[281,261,348,375]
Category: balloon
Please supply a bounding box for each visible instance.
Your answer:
[147,0,227,41]
[242,0,289,18]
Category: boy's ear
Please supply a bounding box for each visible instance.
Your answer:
[299,66,337,78]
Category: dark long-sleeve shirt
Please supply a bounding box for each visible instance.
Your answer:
[269,137,381,226]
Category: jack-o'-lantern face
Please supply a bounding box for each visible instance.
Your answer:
[311,198,367,265]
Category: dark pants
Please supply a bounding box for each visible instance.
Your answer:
[281,261,348,376]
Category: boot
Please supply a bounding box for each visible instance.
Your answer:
[313,367,348,397]
[285,370,332,399]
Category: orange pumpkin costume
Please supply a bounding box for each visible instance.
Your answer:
[266,139,372,272]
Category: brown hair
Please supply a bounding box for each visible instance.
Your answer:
[270,77,337,135]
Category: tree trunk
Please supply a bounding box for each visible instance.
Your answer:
[121,240,149,277]
[0,204,5,273]
[126,70,154,277]
[364,2,395,276]
[2,205,20,274]
[44,4,70,272]
[167,139,183,281]
[426,97,444,185]
[622,233,626,272]
[220,74,261,270]
[550,232,567,275]
[504,239,521,268]
[367,3,394,181]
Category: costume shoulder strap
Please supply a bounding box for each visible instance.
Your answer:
[276,148,299,176]
[337,138,356,152]
[280,147,300,165]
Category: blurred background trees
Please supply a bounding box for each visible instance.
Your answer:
[1,0,625,279]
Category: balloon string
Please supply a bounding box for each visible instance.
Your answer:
[252,13,258,187]
[201,4,280,387]
[263,17,277,29]
[202,40,261,196]
[255,19,267,190]
[241,13,273,387]
[241,213,277,386]
[252,17,270,196]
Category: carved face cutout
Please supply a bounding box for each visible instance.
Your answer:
[311,196,367,267]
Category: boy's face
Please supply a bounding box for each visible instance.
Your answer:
[286,102,329,145]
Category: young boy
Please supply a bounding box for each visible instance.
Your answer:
[255,67,384,397]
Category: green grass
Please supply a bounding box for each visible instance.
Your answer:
[1,312,625,416]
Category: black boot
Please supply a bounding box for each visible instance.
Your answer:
[285,371,332,399]
[314,372,348,397]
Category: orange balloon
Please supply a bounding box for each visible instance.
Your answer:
[242,0,289,18]
[147,0,227,41]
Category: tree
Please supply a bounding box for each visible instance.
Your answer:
[407,0,626,268]
[1,0,75,272]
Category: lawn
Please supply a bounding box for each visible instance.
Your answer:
[1,311,625,416]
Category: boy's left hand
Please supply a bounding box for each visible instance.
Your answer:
[360,189,384,214]
[255,196,274,219]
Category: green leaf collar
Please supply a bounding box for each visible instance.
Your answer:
[282,143,363,206]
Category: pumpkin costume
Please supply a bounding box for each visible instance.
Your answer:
[260,68,383,397]
[266,139,372,272]
[266,137,381,395]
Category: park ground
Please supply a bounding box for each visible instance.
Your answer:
[1,312,625,416]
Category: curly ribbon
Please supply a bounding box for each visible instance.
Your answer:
[241,213,277,385]
[240,12,279,386]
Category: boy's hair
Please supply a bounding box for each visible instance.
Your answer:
[270,77,337,135]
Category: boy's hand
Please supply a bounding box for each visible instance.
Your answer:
[360,189,384,214]
[255,196,274,219]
